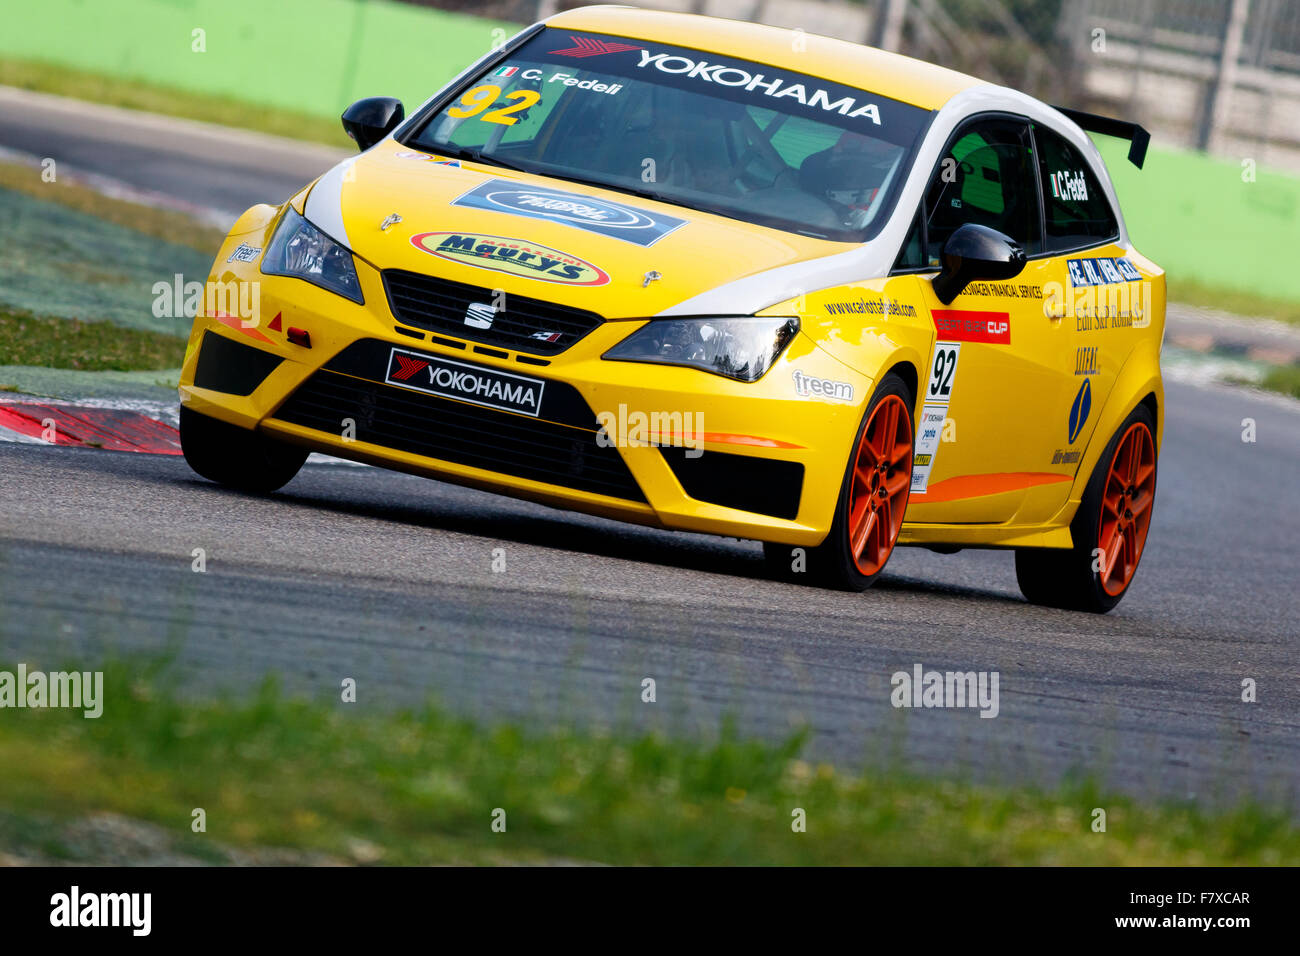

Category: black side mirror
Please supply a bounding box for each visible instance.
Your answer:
[931,223,1026,305]
[341,97,405,151]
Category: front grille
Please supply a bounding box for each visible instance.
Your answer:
[383,270,604,355]
[272,368,645,502]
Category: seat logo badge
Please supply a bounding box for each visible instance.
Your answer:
[643,270,662,288]
[465,302,496,329]
[380,213,403,232]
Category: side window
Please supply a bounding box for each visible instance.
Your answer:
[894,210,925,270]
[923,119,1041,265]
[1033,124,1119,252]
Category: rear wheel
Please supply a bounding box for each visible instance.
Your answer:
[1015,403,1157,612]
[765,372,913,591]
[180,405,308,493]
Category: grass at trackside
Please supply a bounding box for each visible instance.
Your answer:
[1173,279,1300,327]
[0,58,347,147]
[1260,364,1300,400]
[0,173,213,336]
[0,160,229,254]
[0,660,1295,866]
[0,307,185,371]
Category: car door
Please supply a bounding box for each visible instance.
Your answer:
[1029,120,1133,483]
[898,115,1075,524]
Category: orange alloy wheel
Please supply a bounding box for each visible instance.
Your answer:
[1098,420,1157,596]
[847,394,912,576]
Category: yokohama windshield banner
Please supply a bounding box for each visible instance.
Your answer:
[523,29,932,147]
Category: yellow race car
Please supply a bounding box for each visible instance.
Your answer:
[179,5,1164,612]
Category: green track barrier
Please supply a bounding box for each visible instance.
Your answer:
[0,0,517,119]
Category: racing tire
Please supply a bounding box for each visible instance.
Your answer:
[764,372,914,591]
[180,405,308,494]
[1015,403,1157,613]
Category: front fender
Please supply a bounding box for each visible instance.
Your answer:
[760,275,935,420]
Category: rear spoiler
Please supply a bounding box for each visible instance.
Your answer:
[1051,106,1151,169]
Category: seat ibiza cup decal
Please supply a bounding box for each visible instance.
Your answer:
[451,179,686,247]
[930,309,1012,345]
[384,347,546,417]
[410,232,611,286]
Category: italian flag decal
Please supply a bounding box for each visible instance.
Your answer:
[493,66,518,77]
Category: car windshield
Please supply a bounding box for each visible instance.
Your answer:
[405,29,933,242]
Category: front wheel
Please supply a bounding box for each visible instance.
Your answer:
[1015,403,1158,612]
[180,406,308,493]
[764,372,914,591]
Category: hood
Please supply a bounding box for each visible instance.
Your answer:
[304,140,847,318]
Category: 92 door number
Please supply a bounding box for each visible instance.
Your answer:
[926,342,961,404]
[913,341,961,494]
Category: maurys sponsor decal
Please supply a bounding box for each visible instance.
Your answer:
[385,348,546,417]
[451,179,685,247]
[410,232,610,286]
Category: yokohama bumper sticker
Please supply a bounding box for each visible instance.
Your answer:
[385,347,546,417]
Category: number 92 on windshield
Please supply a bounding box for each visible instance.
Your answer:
[447,84,542,126]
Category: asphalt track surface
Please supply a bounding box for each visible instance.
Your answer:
[1,89,1298,809]
[0,87,347,222]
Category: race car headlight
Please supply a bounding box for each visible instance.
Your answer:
[603,316,799,383]
[261,207,364,304]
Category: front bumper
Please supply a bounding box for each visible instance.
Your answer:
[179,245,871,547]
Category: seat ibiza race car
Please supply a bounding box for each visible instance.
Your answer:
[179,5,1164,612]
